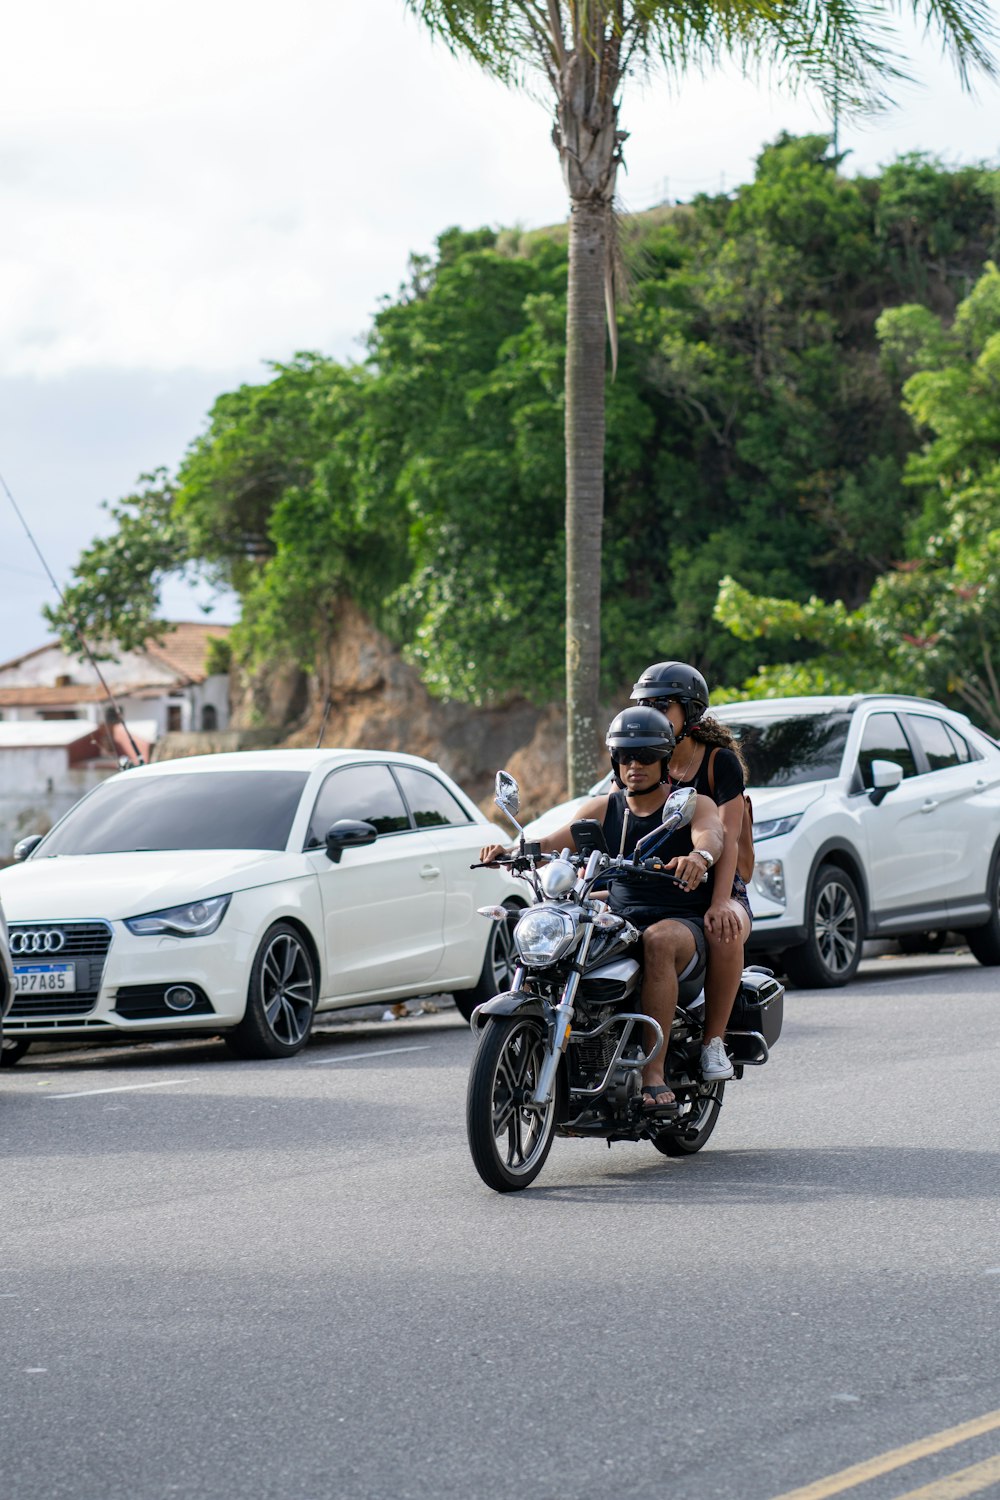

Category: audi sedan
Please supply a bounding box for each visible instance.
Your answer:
[0,896,13,1064]
[0,749,523,1062]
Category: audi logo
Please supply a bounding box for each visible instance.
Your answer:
[10,929,66,955]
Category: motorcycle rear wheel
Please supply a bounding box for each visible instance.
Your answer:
[652,1081,725,1157]
[467,1017,561,1192]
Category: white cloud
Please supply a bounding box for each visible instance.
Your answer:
[0,0,997,658]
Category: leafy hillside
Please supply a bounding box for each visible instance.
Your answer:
[48,134,1000,717]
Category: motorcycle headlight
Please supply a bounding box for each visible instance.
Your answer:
[125,895,231,938]
[513,908,577,967]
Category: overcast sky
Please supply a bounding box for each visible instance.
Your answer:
[1,0,998,664]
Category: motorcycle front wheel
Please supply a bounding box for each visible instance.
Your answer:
[467,1017,561,1192]
[652,1081,725,1157]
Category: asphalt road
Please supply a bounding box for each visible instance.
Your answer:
[3,950,999,1500]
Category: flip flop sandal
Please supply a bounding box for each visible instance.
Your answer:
[641,1084,678,1117]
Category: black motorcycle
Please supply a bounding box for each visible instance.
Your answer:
[467,771,784,1192]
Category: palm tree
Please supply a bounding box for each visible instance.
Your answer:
[405,1,994,794]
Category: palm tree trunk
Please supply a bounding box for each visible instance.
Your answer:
[565,196,607,794]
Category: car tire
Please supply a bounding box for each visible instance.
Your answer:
[225,922,319,1059]
[1,1036,31,1066]
[782,863,863,988]
[453,899,522,1024]
[964,848,1000,966]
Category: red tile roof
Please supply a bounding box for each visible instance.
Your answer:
[0,622,231,694]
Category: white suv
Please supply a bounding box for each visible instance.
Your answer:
[526,695,1000,988]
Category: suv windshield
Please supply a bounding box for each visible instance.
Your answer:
[37,771,310,855]
[724,713,852,789]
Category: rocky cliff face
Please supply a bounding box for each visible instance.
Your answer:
[231,601,596,821]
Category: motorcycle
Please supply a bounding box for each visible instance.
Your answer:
[466,770,784,1192]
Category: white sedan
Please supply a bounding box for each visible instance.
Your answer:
[0,749,523,1061]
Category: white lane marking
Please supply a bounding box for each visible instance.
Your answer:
[47,1079,193,1100]
[305,1044,431,1066]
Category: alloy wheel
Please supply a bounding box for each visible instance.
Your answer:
[257,931,316,1047]
[814,876,860,978]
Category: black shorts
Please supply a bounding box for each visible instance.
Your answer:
[616,909,706,982]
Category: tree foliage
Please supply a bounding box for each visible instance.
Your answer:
[715,260,1000,732]
[47,144,1000,727]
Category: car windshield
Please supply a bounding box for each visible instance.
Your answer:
[723,713,852,789]
[36,770,310,855]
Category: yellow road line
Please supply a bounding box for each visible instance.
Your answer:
[768,1409,1000,1500]
[890,1452,1000,1499]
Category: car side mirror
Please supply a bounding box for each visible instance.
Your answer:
[324,819,378,864]
[13,834,43,862]
[869,759,904,806]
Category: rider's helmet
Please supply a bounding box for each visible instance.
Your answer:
[629,661,709,738]
[606,706,676,789]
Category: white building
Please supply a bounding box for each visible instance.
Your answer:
[0,622,231,858]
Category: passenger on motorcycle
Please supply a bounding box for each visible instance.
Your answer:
[630,661,753,1082]
[479,706,723,1117]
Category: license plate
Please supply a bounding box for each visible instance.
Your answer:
[13,963,76,994]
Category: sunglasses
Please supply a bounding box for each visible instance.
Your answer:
[641,696,682,710]
[614,748,663,766]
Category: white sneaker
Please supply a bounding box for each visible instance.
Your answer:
[701,1037,734,1080]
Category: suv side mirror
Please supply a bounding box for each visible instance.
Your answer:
[13,834,44,862]
[324,819,378,864]
[869,759,903,806]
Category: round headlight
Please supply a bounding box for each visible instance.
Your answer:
[540,859,577,898]
[513,908,577,966]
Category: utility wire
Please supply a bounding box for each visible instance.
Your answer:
[0,467,145,766]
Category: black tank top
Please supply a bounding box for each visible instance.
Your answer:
[601,790,712,919]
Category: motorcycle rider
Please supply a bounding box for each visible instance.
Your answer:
[479,707,723,1117]
[629,662,752,1082]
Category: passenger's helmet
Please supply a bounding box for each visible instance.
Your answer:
[630,660,709,736]
[606,706,676,788]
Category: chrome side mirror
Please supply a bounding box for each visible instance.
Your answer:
[494,770,525,836]
[661,786,697,829]
[13,834,44,862]
[633,786,697,859]
[495,770,520,816]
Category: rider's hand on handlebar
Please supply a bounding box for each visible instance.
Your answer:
[478,842,511,865]
[665,854,709,893]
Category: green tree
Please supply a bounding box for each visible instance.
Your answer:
[406,1,993,792]
[43,470,191,657]
[714,262,1000,731]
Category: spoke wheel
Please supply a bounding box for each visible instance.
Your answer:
[783,865,863,989]
[226,923,318,1060]
[467,1017,560,1192]
[652,1081,725,1157]
[454,899,522,1023]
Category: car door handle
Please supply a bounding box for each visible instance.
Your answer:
[420,865,441,880]
[920,799,939,813]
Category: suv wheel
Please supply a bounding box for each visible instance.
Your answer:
[965,848,1000,966]
[783,864,863,988]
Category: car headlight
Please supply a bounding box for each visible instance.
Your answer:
[753,860,786,905]
[513,908,578,966]
[125,895,231,938]
[752,813,803,842]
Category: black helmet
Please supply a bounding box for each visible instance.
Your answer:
[606,706,676,788]
[629,660,709,736]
